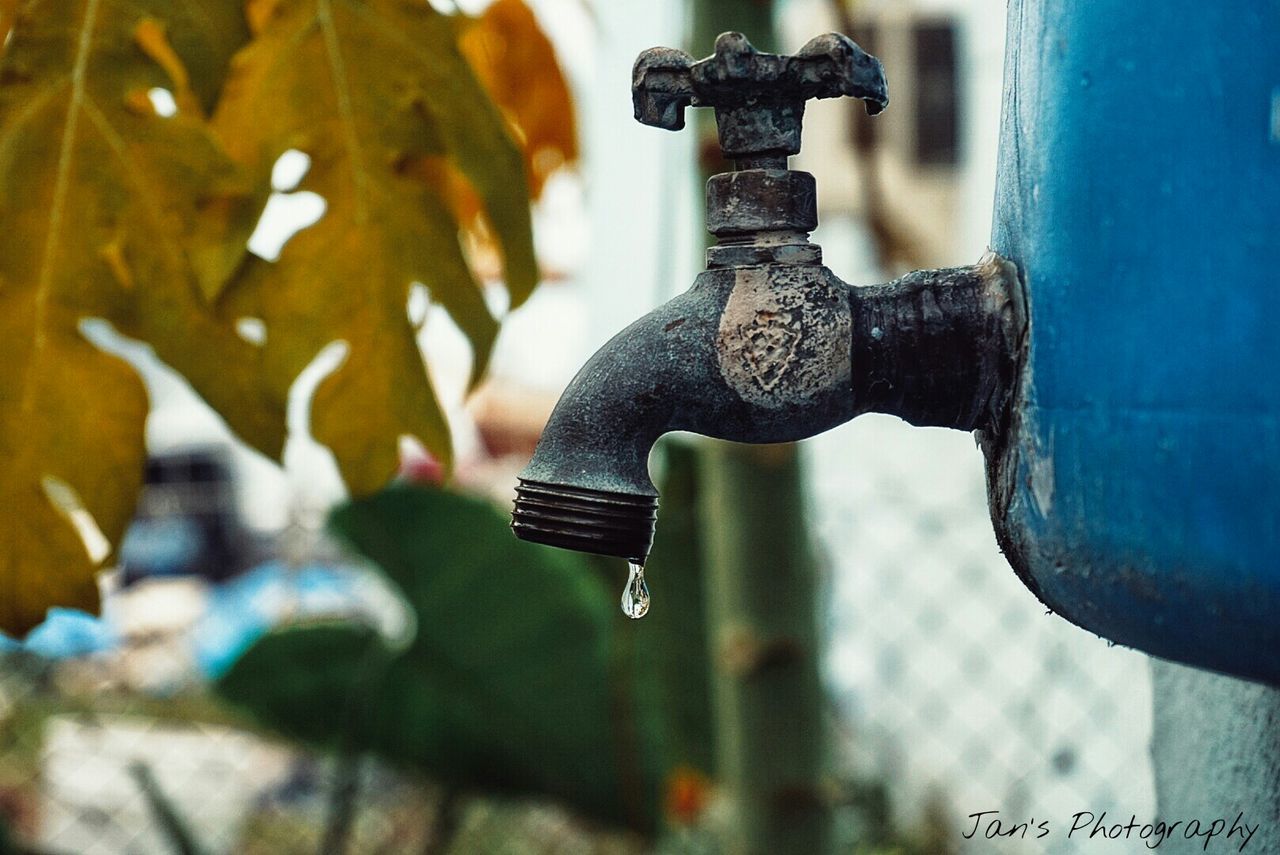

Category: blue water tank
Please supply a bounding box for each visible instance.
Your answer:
[988,1,1280,684]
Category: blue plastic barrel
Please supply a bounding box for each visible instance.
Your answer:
[989,1,1280,684]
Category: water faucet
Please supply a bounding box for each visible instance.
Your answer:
[511,32,1023,564]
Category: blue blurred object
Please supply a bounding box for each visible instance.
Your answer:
[119,517,203,578]
[0,608,119,659]
[191,561,366,679]
[120,447,255,587]
[990,1,1280,683]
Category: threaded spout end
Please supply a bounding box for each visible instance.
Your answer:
[512,480,658,562]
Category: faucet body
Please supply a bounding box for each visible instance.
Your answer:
[512,33,1023,562]
[519,256,855,496]
[514,181,1021,561]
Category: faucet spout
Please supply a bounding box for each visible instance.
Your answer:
[512,244,857,561]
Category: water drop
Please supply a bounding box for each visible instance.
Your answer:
[621,562,650,619]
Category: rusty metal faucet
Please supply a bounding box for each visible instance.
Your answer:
[511,33,1023,563]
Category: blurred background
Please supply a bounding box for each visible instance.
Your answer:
[0,0,1156,852]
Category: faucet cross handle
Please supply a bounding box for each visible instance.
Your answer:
[632,32,888,164]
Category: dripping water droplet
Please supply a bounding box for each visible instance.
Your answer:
[621,561,650,619]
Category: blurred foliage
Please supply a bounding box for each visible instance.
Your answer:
[210,451,939,851]
[217,485,668,833]
[0,0,575,633]
[210,0,543,493]
[456,0,579,215]
[0,0,246,637]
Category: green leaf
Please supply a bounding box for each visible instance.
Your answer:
[211,0,539,489]
[216,622,388,748]
[0,0,261,633]
[218,486,665,831]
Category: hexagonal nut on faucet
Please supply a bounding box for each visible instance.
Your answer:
[706,170,819,237]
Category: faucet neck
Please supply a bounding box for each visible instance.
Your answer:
[733,154,789,171]
[706,236,821,269]
[704,168,822,269]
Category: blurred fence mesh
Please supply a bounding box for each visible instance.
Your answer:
[0,420,1155,854]
[811,416,1156,854]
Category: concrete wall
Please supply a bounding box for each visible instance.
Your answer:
[1150,660,1280,853]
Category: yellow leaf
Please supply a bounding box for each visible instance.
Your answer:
[0,0,261,633]
[664,766,714,826]
[461,0,578,201]
[133,18,201,116]
[245,0,286,36]
[0,0,556,628]
[158,0,251,115]
[212,0,540,491]
[425,0,578,278]
[1,0,14,51]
